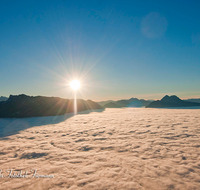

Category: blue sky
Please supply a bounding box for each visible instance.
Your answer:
[0,0,200,101]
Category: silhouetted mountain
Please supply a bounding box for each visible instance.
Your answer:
[0,94,104,118]
[104,102,120,108]
[185,98,200,103]
[0,96,8,102]
[99,98,152,108]
[146,95,200,108]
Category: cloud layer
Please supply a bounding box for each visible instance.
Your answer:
[0,108,200,189]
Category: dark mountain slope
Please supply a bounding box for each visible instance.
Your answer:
[0,94,103,118]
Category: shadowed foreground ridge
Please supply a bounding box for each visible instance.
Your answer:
[0,94,103,118]
[146,95,200,108]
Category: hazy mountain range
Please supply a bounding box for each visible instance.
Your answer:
[98,96,200,108]
[185,98,200,103]
[98,98,152,108]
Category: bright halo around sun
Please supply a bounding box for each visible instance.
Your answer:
[69,80,81,91]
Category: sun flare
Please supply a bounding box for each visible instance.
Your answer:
[69,80,81,90]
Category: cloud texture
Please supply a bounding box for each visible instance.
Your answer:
[0,108,200,189]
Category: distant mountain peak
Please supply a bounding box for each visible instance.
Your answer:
[161,95,169,99]
[161,95,181,102]
[129,97,139,101]
[146,95,200,108]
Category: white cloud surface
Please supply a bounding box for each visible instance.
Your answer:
[0,108,200,189]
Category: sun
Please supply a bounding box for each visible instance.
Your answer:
[69,80,81,90]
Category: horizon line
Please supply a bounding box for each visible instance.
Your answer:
[1,93,200,102]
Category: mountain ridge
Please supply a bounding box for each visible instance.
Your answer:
[0,94,104,118]
[146,95,200,108]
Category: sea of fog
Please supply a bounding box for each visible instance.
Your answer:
[0,108,200,189]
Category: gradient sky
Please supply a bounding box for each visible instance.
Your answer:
[0,0,200,101]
